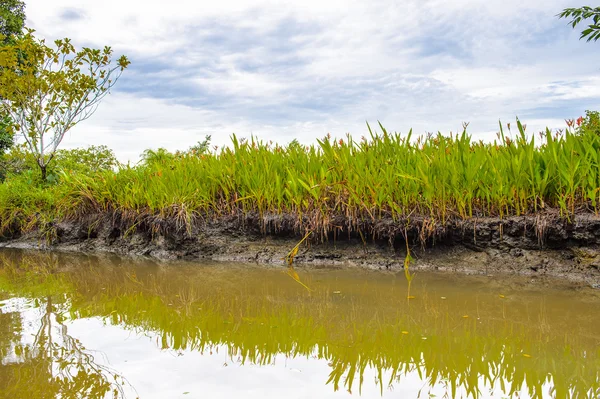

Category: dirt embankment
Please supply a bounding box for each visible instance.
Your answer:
[1,211,600,288]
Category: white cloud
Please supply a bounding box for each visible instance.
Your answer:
[21,0,600,161]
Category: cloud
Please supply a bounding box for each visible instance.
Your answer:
[20,0,600,161]
[58,8,85,21]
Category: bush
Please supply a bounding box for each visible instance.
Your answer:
[0,145,118,185]
[577,110,600,136]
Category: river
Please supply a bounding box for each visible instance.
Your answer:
[0,249,598,398]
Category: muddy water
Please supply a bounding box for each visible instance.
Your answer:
[0,249,598,399]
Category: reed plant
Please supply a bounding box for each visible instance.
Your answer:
[1,120,600,240]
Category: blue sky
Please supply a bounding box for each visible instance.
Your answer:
[25,0,600,161]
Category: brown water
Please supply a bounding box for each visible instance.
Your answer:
[0,249,598,399]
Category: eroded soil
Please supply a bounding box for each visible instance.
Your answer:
[1,211,599,288]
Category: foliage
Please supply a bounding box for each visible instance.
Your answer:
[558,6,600,41]
[0,113,11,155]
[188,134,211,155]
[0,30,129,180]
[0,114,13,181]
[0,0,25,42]
[139,135,212,168]
[54,145,118,175]
[576,110,600,135]
[0,0,25,172]
[139,147,176,167]
[0,144,117,188]
[2,119,600,239]
[0,143,35,179]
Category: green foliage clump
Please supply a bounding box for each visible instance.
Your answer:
[0,114,13,181]
[558,6,600,42]
[577,110,600,136]
[0,0,25,175]
[0,114,12,155]
[54,145,118,175]
[140,135,211,168]
[0,0,25,42]
[0,145,117,234]
[1,145,117,184]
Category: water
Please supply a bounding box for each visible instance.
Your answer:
[0,249,598,399]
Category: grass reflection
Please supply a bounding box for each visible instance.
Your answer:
[0,250,599,398]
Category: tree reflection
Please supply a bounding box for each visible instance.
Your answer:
[0,295,134,399]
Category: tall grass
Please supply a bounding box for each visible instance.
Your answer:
[1,121,600,238]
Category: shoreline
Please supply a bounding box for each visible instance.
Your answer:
[1,211,600,288]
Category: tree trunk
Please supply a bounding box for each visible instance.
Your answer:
[40,164,46,181]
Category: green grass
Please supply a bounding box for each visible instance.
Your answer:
[1,120,600,239]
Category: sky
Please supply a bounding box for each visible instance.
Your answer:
[23,0,600,162]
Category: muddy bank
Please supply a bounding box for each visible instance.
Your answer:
[1,211,600,287]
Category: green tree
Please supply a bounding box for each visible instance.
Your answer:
[0,0,26,165]
[0,0,25,42]
[558,6,600,41]
[0,30,130,180]
[577,110,600,135]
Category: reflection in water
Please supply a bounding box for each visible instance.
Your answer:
[0,299,132,398]
[0,249,599,398]
[0,254,133,399]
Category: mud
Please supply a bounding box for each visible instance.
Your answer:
[1,211,600,288]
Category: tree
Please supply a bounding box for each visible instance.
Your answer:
[0,0,26,165]
[0,0,25,42]
[0,30,130,180]
[577,110,600,135]
[558,6,600,42]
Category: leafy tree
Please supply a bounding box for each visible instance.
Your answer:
[0,0,25,42]
[0,0,26,165]
[558,6,600,41]
[577,110,600,135]
[0,30,130,180]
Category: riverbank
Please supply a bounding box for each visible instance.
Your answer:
[2,124,600,287]
[1,210,599,288]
